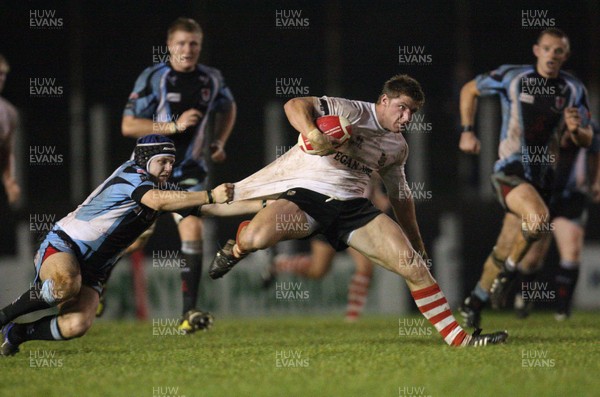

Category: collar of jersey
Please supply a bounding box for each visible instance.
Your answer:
[370,103,388,134]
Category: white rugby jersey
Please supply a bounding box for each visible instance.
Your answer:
[234,96,410,201]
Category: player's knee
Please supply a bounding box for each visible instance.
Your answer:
[60,313,93,338]
[45,273,81,303]
[521,208,550,241]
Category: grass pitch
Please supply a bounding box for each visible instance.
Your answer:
[0,312,598,397]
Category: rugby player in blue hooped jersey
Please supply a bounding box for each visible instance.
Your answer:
[0,135,233,356]
[458,28,593,329]
[121,17,237,333]
[510,121,600,321]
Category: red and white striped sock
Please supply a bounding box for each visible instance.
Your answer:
[345,272,371,322]
[411,283,470,346]
[274,254,312,276]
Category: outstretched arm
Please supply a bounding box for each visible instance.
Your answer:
[140,183,233,211]
[201,199,268,217]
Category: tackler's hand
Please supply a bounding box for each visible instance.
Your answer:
[210,183,234,204]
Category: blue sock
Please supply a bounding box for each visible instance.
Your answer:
[473,283,490,302]
[8,315,65,345]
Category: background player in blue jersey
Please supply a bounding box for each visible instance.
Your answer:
[121,18,237,332]
[457,28,593,328]
[512,121,600,320]
[0,135,233,356]
[551,122,600,319]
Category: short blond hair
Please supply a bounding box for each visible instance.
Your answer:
[167,17,203,40]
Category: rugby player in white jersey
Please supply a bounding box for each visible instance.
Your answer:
[208,75,508,347]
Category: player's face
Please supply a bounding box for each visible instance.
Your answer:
[167,30,202,72]
[379,95,419,133]
[147,156,175,182]
[533,34,569,78]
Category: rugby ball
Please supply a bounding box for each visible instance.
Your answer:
[298,115,352,154]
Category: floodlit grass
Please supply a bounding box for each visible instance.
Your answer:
[0,312,598,397]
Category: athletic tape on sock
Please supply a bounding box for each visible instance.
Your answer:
[559,260,580,270]
[505,257,517,271]
[181,240,202,255]
[50,316,65,340]
[473,283,490,302]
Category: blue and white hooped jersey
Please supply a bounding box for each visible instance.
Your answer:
[123,63,234,168]
[476,64,591,190]
[54,160,191,272]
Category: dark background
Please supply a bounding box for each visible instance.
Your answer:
[1,0,598,297]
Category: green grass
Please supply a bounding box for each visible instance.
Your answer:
[1,312,599,397]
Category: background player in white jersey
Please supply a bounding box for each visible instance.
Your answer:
[0,54,20,207]
[458,29,593,328]
[121,18,237,332]
[0,135,233,356]
[209,75,508,346]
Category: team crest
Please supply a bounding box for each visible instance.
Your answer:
[551,95,567,113]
